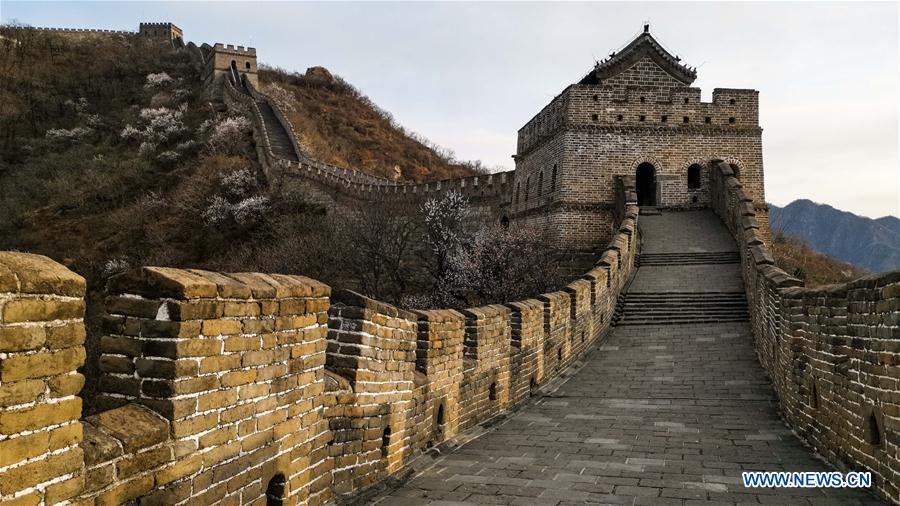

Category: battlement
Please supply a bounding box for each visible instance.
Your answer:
[212,42,257,56]
[9,25,134,35]
[0,205,641,504]
[709,163,900,503]
[138,22,182,41]
[517,85,760,155]
[9,21,184,42]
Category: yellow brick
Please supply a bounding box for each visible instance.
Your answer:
[171,412,218,439]
[2,299,84,323]
[0,490,40,506]
[200,354,241,373]
[221,369,257,387]
[175,338,221,357]
[155,455,202,486]
[0,430,50,467]
[0,379,45,407]
[94,475,154,506]
[48,372,86,398]
[0,446,82,496]
[44,474,83,504]
[45,322,87,349]
[223,302,260,317]
[49,421,83,450]
[116,445,173,478]
[223,336,260,352]
[0,347,85,381]
[201,319,242,336]
[0,326,45,352]
[198,426,237,449]
[197,390,237,411]
[0,398,81,435]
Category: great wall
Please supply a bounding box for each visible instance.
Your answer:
[0,21,898,506]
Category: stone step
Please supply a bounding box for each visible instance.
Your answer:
[617,316,750,325]
[255,100,300,162]
[637,251,740,266]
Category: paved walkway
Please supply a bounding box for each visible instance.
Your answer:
[374,211,882,505]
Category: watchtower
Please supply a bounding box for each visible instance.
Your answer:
[138,22,183,42]
[209,43,259,88]
[511,25,765,249]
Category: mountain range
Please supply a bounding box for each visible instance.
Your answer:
[769,199,900,273]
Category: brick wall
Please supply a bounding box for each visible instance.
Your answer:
[0,202,638,504]
[710,162,900,503]
[0,252,86,506]
[99,268,331,504]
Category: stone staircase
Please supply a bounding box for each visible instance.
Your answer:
[616,213,750,326]
[228,68,301,163]
[615,291,749,325]
[637,251,740,266]
[255,96,300,162]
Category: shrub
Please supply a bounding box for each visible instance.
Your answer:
[45,127,92,144]
[206,116,252,155]
[422,190,470,280]
[220,168,258,199]
[101,258,130,278]
[263,82,296,113]
[156,150,180,167]
[144,72,174,89]
[232,196,270,225]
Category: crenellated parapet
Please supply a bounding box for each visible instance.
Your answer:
[138,22,183,42]
[0,252,86,505]
[709,160,900,504]
[0,199,639,504]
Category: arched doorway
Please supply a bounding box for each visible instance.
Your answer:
[635,162,657,206]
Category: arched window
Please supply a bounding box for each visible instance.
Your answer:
[687,164,702,189]
[245,61,251,70]
[266,474,286,506]
[381,426,392,458]
[500,216,510,229]
[537,171,543,197]
[435,403,445,433]
[550,164,558,192]
[524,177,530,202]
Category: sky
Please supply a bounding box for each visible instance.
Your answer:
[3,1,899,219]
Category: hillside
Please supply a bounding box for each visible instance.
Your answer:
[0,27,484,282]
[258,66,478,181]
[770,199,900,273]
[771,234,866,286]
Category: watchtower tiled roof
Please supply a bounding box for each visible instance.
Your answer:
[579,25,697,86]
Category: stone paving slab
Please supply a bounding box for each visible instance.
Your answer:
[374,322,882,505]
[639,211,738,254]
[629,264,745,293]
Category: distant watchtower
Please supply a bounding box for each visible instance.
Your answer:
[208,43,259,88]
[138,22,183,42]
[511,25,765,249]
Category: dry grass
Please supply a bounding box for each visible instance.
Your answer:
[772,233,866,287]
[259,66,479,182]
